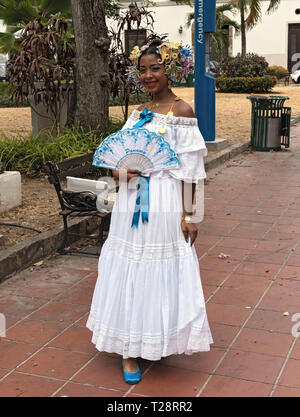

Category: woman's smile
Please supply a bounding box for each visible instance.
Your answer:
[139,54,168,94]
[145,81,158,88]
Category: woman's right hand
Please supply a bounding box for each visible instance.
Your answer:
[112,168,141,183]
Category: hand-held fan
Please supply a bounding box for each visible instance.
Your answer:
[92,127,180,173]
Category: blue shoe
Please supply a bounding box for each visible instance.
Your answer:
[122,360,141,384]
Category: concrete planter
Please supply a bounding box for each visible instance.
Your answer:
[0,171,21,214]
[29,83,73,137]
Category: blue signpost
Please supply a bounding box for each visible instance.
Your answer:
[194,0,216,142]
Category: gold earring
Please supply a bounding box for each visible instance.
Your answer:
[168,79,172,89]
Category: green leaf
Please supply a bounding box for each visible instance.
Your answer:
[39,0,71,17]
[0,31,16,53]
[0,0,38,25]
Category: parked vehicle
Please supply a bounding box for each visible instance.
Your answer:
[0,63,6,81]
[291,69,300,84]
[207,60,219,77]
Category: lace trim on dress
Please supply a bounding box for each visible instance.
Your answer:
[106,236,193,261]
[131,109,199,127]
[87,313,214,360]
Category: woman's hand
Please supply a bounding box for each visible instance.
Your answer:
[181,220,198,246]
[112,168,141,183]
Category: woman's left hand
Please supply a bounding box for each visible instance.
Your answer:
[181,220,198,246]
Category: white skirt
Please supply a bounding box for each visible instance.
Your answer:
[86,176,213,360]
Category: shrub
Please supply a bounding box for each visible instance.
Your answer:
[220,53,269,78]
[109,90,150,106]
[267,65,289,79]
[216,76,277,93]
[0,81,148,108]
[0,81,12,96]
[0,82,13,107]
[0,120,124,176]
[0,81,29,107]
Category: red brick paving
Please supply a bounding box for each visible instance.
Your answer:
[1,124,300,397]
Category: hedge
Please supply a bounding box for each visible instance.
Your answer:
[0,121,124,176]
[267,65,289,80]
[216,76,277,93]
[0,81,150,108]
[220,54,269,78]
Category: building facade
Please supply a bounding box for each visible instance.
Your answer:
[1,1,299,71]
[118,0,300,71]
[0,20,6,63]
[217,0,300,71]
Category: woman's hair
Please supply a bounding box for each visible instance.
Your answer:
[137,39,162,68]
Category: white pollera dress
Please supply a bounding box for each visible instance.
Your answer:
[86,109,213,361]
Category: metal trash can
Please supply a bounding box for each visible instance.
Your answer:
[247,95,291,151]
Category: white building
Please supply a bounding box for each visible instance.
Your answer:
[1,1,299,71]
[219,0,300,72]
[112,1,194,53]
[0,20,7,63]
[118,0,300,72]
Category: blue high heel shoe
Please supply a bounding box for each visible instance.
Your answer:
[122,360,141,384]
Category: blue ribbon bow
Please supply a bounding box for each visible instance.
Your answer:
[133,108,154,128]
[130,108,153,228]
[131,176,150,229]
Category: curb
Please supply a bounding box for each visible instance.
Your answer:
[0,139,262,283]
[0,216,101,284]
[291,114,300,126]
[205,140,251,171]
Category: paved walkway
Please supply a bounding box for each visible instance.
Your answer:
[1,125,300,397]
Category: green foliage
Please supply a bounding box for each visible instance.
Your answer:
[0,81,11,95]
[0,120,124,176]
[220,53,269,77]
[0,80,147,108]
[109,90,150,106]
[216,75,277,93]
[185,3,240,60]
[0,95,13,107]
[0,81,20,107]
[0,0,72,53]
[170,0,193,5]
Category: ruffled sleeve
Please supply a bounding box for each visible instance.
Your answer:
[168,123,207,184]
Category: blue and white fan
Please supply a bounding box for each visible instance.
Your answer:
[93,128,180,173]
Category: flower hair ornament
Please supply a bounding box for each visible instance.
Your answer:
[127,41,194,90]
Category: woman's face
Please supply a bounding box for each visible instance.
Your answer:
[139,54,168,94]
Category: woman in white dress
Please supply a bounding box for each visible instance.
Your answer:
[86,40,213,384]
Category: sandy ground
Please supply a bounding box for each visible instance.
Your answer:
[1,85,300,248]
[1,85,300,144]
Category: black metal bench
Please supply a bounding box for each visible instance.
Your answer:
[43,153,113,256]
[277,72,290,86]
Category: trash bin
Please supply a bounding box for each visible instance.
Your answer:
[247,95,291,151]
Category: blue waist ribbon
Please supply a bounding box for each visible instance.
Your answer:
[131,175,150,229]
[131,107,154,228]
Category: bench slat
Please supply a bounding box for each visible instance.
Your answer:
[57,164,98,181]
[56,153,94,170]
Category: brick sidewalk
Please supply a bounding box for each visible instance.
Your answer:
[0,125,300,397]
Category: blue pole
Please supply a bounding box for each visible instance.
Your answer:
[194,0,216,142]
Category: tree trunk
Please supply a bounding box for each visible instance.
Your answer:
[240,6,246,57]
[71,0,111,132]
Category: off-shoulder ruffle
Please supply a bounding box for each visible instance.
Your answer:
[131,109,199,127]
[122,109,208,183]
